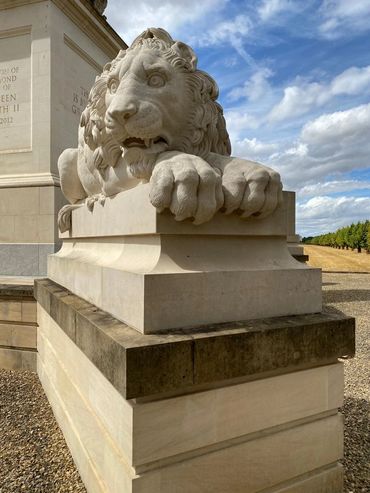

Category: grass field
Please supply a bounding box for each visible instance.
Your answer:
[304,245,370,272]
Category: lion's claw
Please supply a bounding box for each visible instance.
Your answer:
[150,151,223,225]
[222,161,283,219]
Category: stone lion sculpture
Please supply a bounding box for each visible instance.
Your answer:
[58,28,283,232]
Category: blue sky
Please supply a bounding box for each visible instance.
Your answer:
[105,0,370,236]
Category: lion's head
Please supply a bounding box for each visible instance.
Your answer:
[80,28,231,180]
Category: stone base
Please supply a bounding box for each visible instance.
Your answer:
[49,186,321,333]
[0,347,37,371]
[0,184,66,276]
[35,279,355,493]
[0,282,37,371]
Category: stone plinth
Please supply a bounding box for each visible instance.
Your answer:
[35,278,355,493]
[0,0,126,275]
[48,185,322,333]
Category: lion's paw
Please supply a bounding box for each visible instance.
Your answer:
[149,151,223,225]
[222,160,283,219]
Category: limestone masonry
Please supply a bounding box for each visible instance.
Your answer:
[0,0,126,275]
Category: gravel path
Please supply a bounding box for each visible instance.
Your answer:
[0,370,86,493]
[0,272,369,492]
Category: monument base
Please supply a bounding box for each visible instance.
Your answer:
[35,279,354,493]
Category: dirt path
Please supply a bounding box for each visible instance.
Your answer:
[304,245,370,272]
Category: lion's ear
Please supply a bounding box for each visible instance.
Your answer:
[172,41,198,71]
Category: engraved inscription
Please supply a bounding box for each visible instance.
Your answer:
[0,66,21,126]
[0,33,31,152]
[71,86,88,117]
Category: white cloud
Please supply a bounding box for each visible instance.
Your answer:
[105,0,228,44]
[298,180,370,198]
[258,0,296,21]
[276,104,370,188]
[231,103,370,190]
[198,15,251,46]
[195,15,255,65]
[224,110,260,141]
[232,137,279,161]
[268,83,327,122]
[296,195,370,236]
[331,66,370,95]
[319,0,370,39]
[268,65,370,123]
[301,103,370,152]
[228,67,273,102]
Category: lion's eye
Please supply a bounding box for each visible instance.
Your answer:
[148,73,165,88]
[108,79,119,94]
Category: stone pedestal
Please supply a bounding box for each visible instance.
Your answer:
[35,185,355,492]
[35,278,355,493]
[49,186,321,333]
[0,0,126,275]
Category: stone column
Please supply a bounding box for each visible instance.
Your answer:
[0,0,126,276]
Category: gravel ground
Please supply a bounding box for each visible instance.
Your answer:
[0,370,86,493]
[0,272,369,492]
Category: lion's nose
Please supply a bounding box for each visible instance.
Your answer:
[108,101,137,124]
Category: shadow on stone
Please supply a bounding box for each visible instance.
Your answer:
[324,289,370,303]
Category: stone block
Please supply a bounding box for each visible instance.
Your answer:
[272,464,343,492]
[0,244,39,276]
[0,216,15,242]
[0,347,36,371]
[0,322,37,348]
[21,299,37,323]
[0,187,38,216]
[0,299,22,322]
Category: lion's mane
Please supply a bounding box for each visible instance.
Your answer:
[79,27,231,174]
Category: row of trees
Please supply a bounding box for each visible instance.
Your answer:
[302,221,370,253]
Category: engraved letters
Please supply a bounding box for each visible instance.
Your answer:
[0,65,21,127]
[71,86,88,117]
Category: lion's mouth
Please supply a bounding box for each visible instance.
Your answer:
[122,136,168,150]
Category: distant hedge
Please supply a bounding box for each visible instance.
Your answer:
[302,220,370,253]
